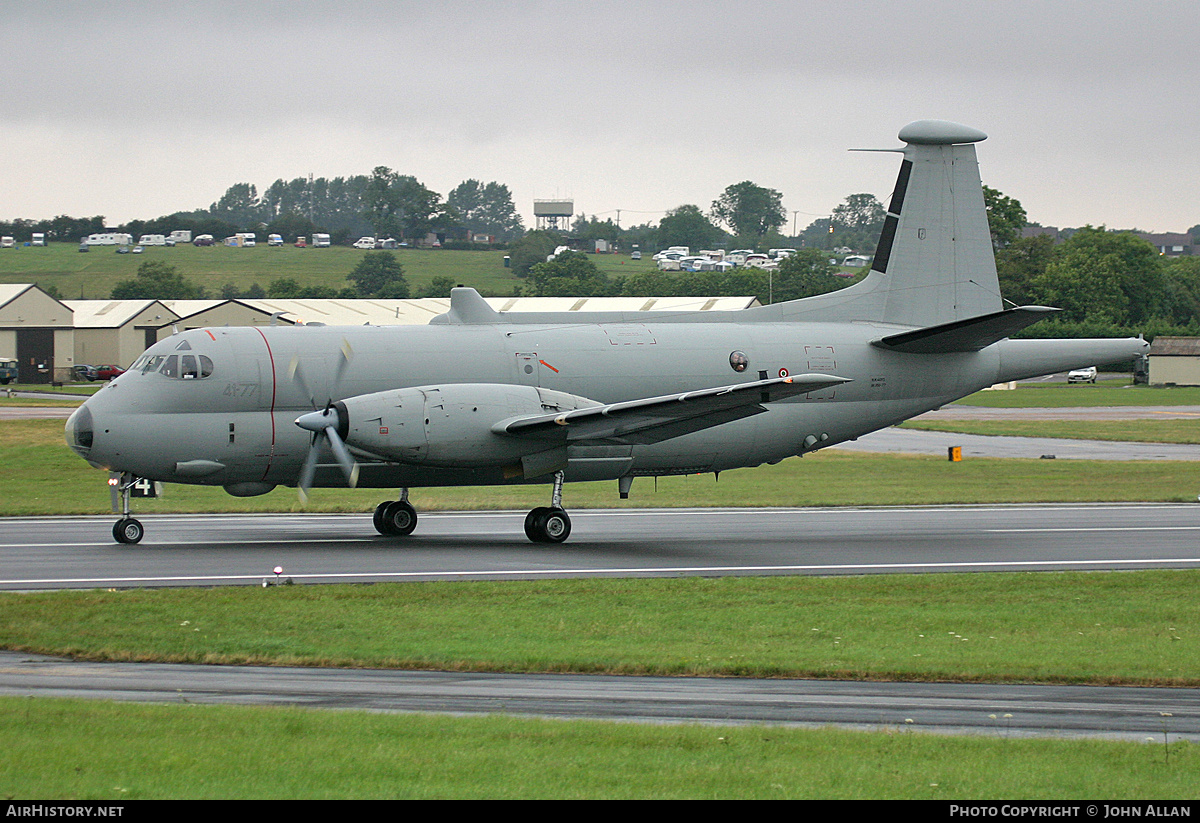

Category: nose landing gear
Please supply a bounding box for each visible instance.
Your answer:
[110,472,145,544]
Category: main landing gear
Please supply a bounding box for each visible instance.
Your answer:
[373,491,418,536]
[111,472,144,544]
[371,472,573,543]
[524,471,571,544]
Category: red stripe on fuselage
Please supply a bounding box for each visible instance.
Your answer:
[253,328,278,480]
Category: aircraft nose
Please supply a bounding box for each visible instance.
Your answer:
[65,403,94,460]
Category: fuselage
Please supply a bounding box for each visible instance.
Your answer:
[65,317,1013,493]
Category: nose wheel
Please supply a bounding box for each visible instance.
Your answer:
[112,517,144,544]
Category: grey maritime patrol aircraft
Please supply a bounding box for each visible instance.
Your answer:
[66,121,1148,544]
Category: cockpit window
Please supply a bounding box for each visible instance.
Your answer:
[133,351,214,380]
[175,340,192,351]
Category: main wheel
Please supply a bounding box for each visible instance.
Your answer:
[381,500,418,536]
[112,517,144,544]
[526,507,571,543]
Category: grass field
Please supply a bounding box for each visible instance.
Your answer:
[2,697,1194,799]
[0,241,661,300]
[3,572,1196,685]
[903,418,1200,444]
[3,573,1197,798]
[956,382,1200,407]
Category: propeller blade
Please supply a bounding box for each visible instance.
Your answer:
[325,426,359,489]
[297,435,320,503]
[288,355,317,409]
[335,338,354,385]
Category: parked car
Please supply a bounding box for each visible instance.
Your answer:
[1067,366,1098,384]
[0,359,18,384]
[72,365,99,382]
[193,235,215,246]
[95,365,126,381]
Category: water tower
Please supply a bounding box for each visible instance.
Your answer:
[533,199,573,231]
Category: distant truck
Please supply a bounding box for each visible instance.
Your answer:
[0,359,17,384]
[312,233,331,248]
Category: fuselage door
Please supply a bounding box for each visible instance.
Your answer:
[515,352,540,387]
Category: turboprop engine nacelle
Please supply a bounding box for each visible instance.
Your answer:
[336,383,600,468]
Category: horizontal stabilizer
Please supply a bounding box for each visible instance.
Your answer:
[494,373,851,445]
[871,306,1059,354]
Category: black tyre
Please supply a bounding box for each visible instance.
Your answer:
[373,501,394,535]
[524,507,549,542]
[112,518,144,544]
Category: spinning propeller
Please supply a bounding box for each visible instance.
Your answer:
[288,340,358,502]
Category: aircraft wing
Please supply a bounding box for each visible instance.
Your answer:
[493,373,851,445]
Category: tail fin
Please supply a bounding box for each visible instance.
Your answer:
[769,120,1004,328]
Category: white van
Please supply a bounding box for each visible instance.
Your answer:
[0,237,14,248]
[31,233,45,246]
[353,237,377,249]
[312,233,331,248]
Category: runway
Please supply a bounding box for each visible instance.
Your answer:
[3,504,1200,590]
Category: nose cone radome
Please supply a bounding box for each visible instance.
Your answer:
[65,403,94,461]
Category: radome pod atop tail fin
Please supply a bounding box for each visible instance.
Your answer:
[768,120,1004,328]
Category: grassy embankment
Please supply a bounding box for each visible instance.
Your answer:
[0,241,662,300]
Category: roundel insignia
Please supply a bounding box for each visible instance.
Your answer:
[778,367,789,378]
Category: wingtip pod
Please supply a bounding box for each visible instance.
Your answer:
[898,120,987,145]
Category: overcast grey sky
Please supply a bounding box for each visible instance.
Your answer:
[3,0,1198,233]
